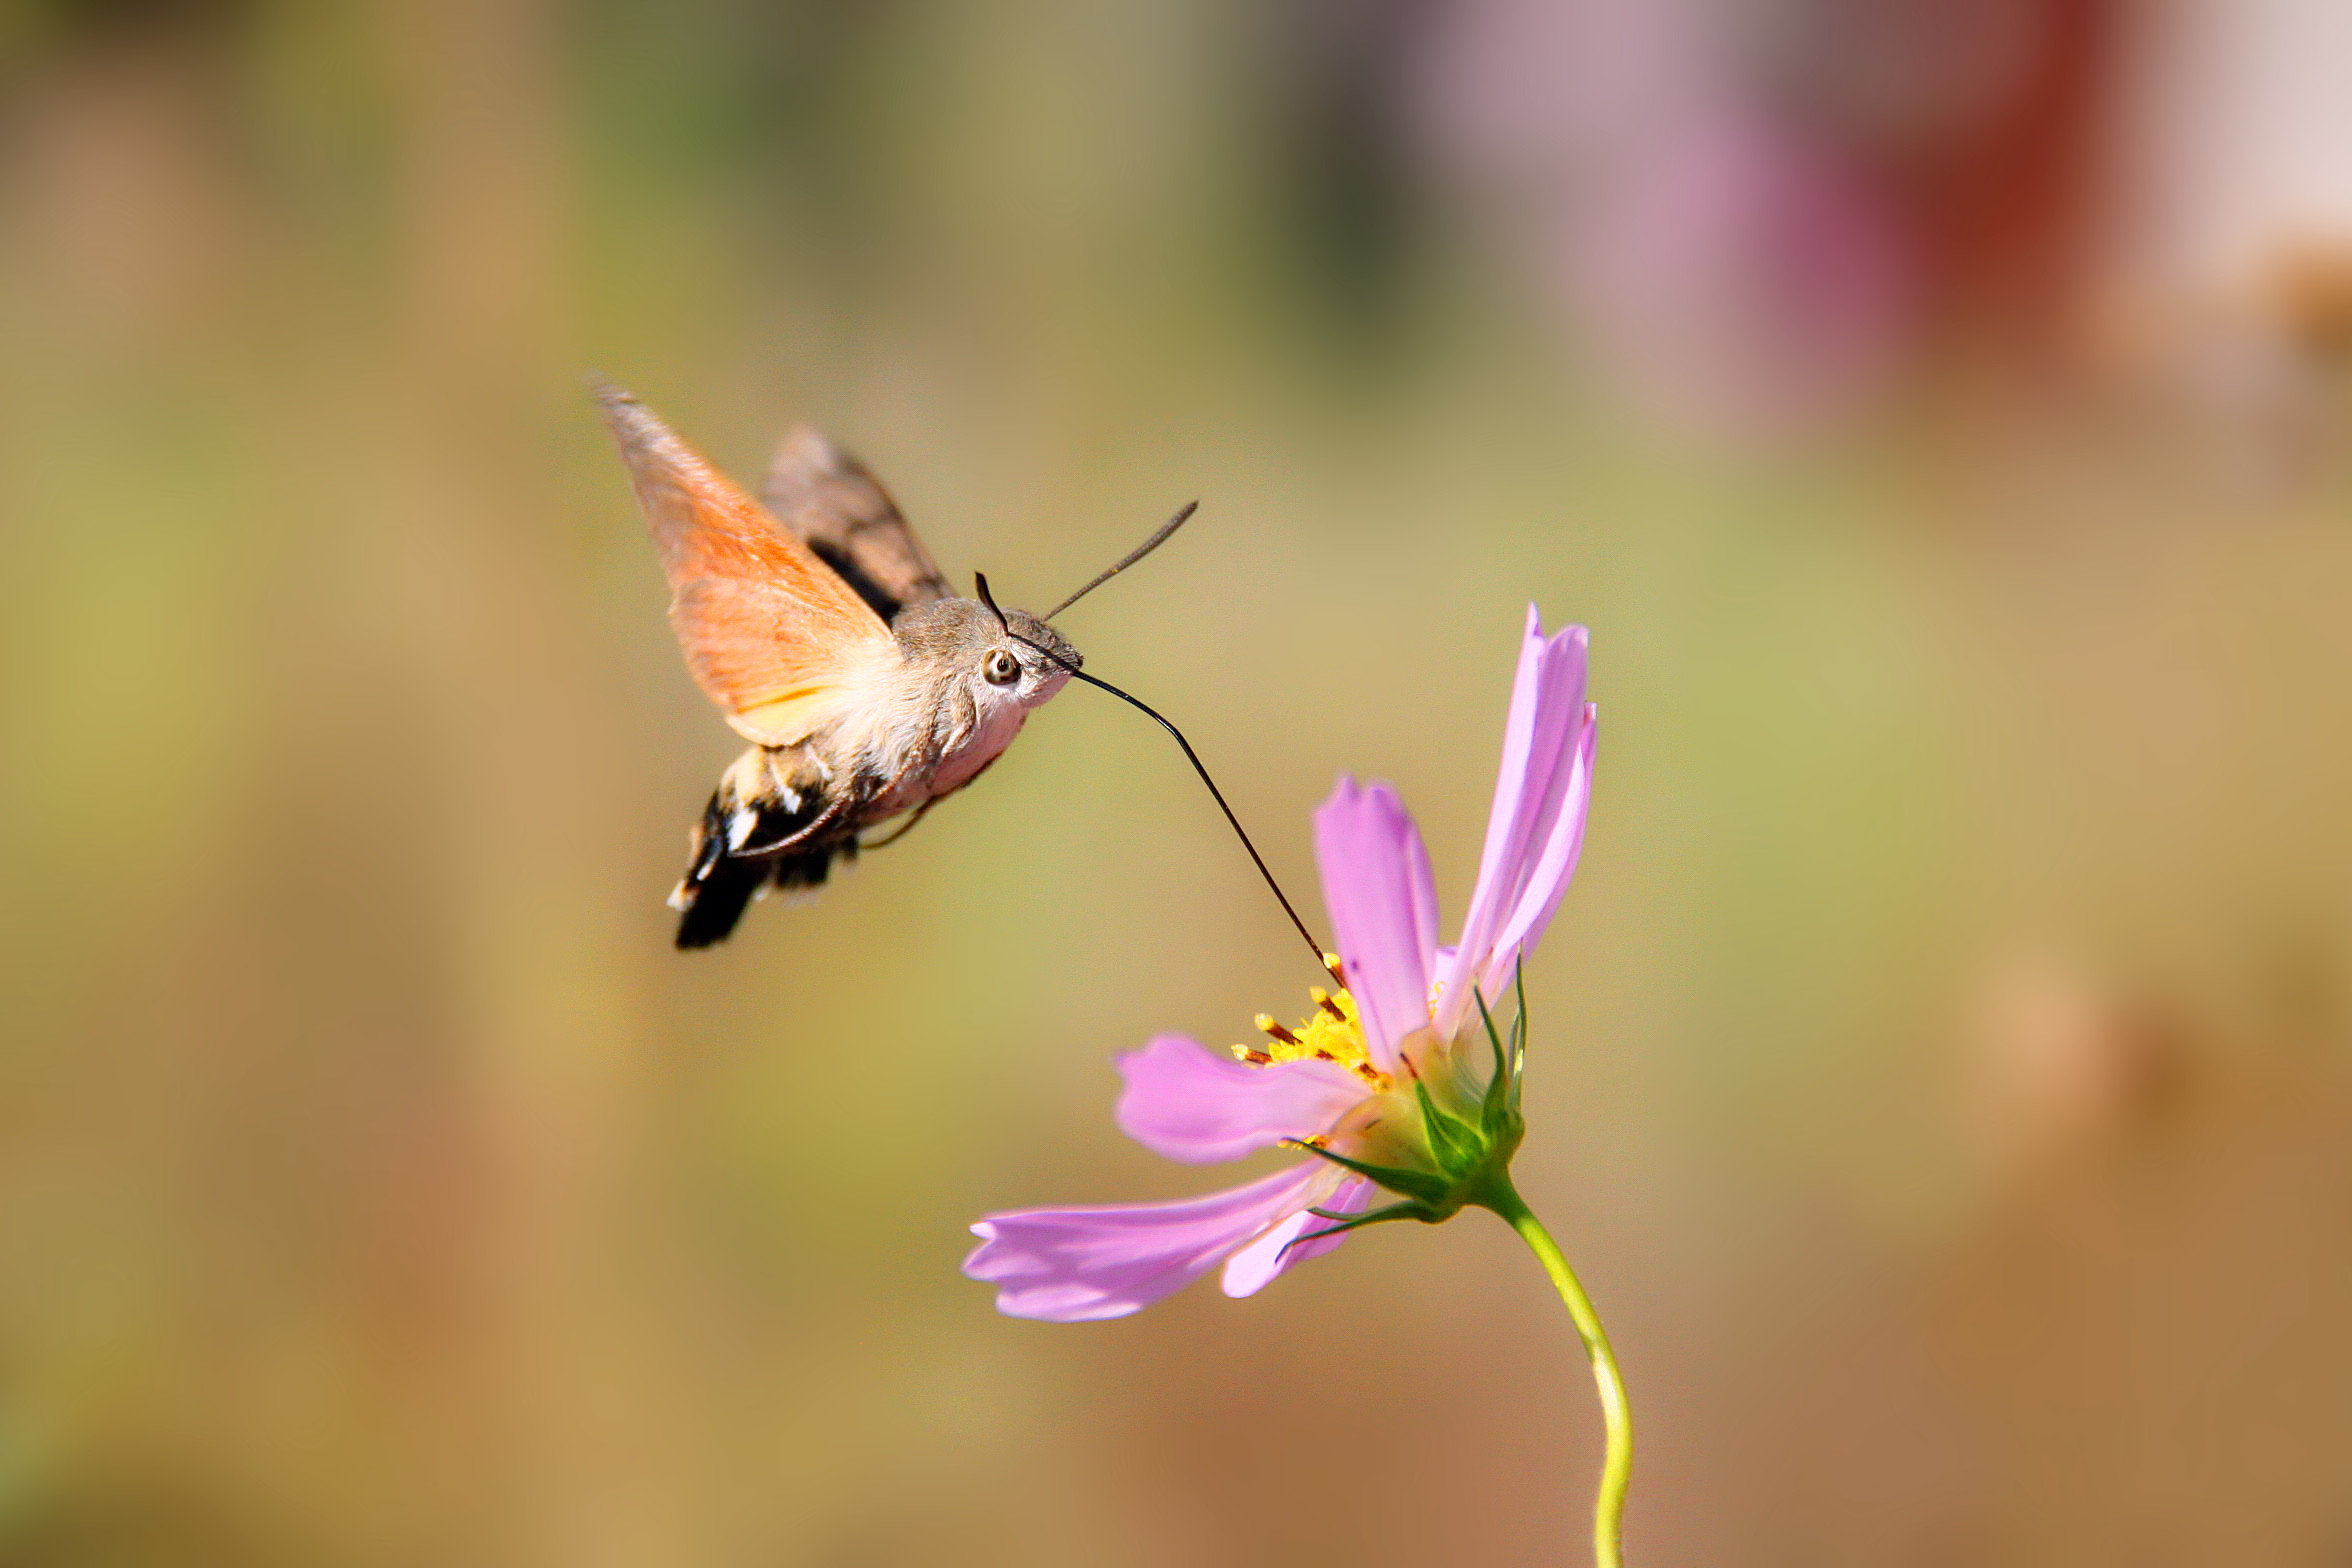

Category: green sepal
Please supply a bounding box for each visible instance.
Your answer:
[1509,958,1530,1112]
[1286,1140,1453,1207]
[1278,1201,1431,1258]
[1414,1079,1482,1176]
[1473,986,1515,1138]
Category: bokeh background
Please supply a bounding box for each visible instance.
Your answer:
[4,0,2352,1562]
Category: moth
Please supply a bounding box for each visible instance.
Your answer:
[598,384,1129,948]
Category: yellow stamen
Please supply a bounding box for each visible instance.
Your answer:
[1230,966,1392,1092]
[1256,1014,1304,1046]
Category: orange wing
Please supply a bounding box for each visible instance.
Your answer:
[597,385,896,747]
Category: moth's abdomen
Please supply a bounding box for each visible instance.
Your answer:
[670,747,850,948]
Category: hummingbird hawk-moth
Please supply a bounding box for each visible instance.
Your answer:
[599,384,1332,968]
[599,385,1104,948]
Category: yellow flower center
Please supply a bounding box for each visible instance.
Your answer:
[1229,953,1391,1092]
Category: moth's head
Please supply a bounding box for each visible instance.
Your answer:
[995,607,1081,706]
[896,594,1080,712]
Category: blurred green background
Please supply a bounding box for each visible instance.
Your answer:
[4,0,2352,1563]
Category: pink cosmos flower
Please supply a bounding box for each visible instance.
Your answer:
[965,609,1595,1322]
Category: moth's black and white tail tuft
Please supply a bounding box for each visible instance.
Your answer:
[670,789,848,949]
[672,856,766,949]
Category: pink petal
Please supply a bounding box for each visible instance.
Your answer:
[1314,778,1438,1072]
[1438,613,1590,1035]
[963,1162,1335,1322]
[1482,703,1595,996]
[1115,1035,1369,1165]
[1220,1175,1376,1298]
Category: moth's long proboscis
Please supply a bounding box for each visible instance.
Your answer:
[1010,633,1328,973]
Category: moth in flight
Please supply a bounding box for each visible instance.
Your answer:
[600,386,1186,949]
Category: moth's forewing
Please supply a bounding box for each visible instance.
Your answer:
[597,385,896,748]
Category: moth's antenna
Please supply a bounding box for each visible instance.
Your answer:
[1009,633,1327,974]
[972,571,1012,635]
[1040,501,1199,622]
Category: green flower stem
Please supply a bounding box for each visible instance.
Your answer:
[1485,1179,1632,1568]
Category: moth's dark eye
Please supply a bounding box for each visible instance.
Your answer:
[982,648,1021,685]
